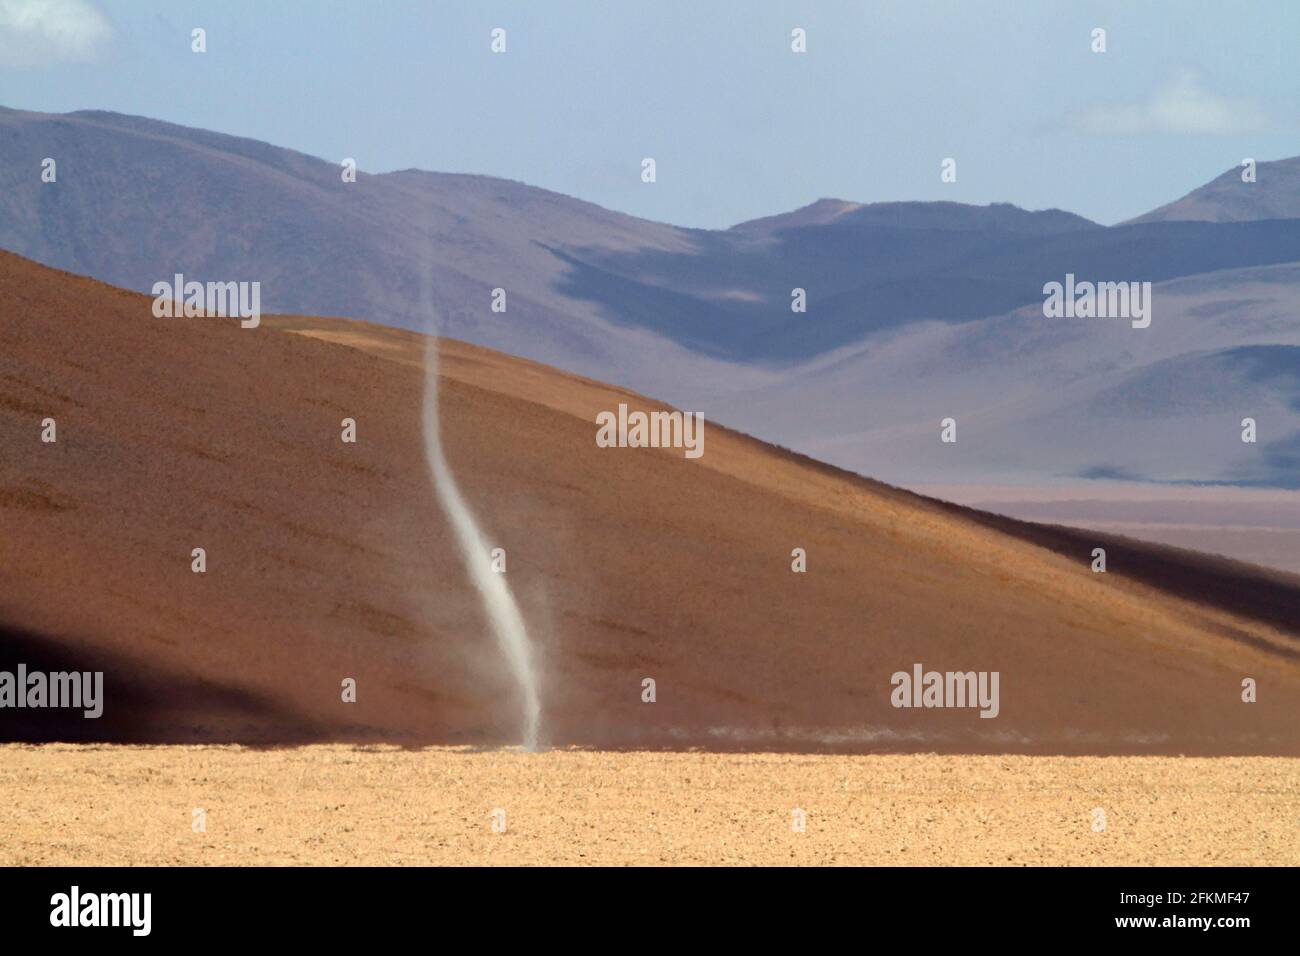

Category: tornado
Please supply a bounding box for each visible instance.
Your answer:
[420,334,542,751]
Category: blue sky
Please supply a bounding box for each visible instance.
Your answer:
[2,0,1297,228]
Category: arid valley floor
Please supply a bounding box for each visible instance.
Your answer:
[1,746,1295,866]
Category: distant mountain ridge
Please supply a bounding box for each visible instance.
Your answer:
[2,105,1299,487]
[1126,156,1300,225]
[731,198,1099,236]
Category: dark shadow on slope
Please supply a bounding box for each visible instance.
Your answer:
[923,502,1300,656]
[0,622,326,743]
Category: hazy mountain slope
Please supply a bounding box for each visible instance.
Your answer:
[1127,156,1300,224]
[3,106,1300,487]
[2,251,1297,752]
[731,199,1099,237]
[6,106,1299,369]
[558,215,1300,361]
[708,262,1300,487]
[0,105,759,400]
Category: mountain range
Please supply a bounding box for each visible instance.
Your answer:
[2,105,1298,487]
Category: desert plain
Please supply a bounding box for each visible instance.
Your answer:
[1,745,1296,866]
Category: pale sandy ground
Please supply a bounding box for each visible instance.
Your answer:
[1,745,1295,866]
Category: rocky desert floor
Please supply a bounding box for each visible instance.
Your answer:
[1,745,1295,866]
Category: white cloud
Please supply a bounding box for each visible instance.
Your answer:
[1079,71,1272,135]
[0,0,112,69]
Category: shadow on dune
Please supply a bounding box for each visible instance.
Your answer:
[0,622,326,744]
[926,502,1300,659]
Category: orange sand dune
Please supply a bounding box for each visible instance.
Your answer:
[0,251,1297,753]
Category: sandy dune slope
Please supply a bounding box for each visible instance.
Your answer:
[0,252,1297,752]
